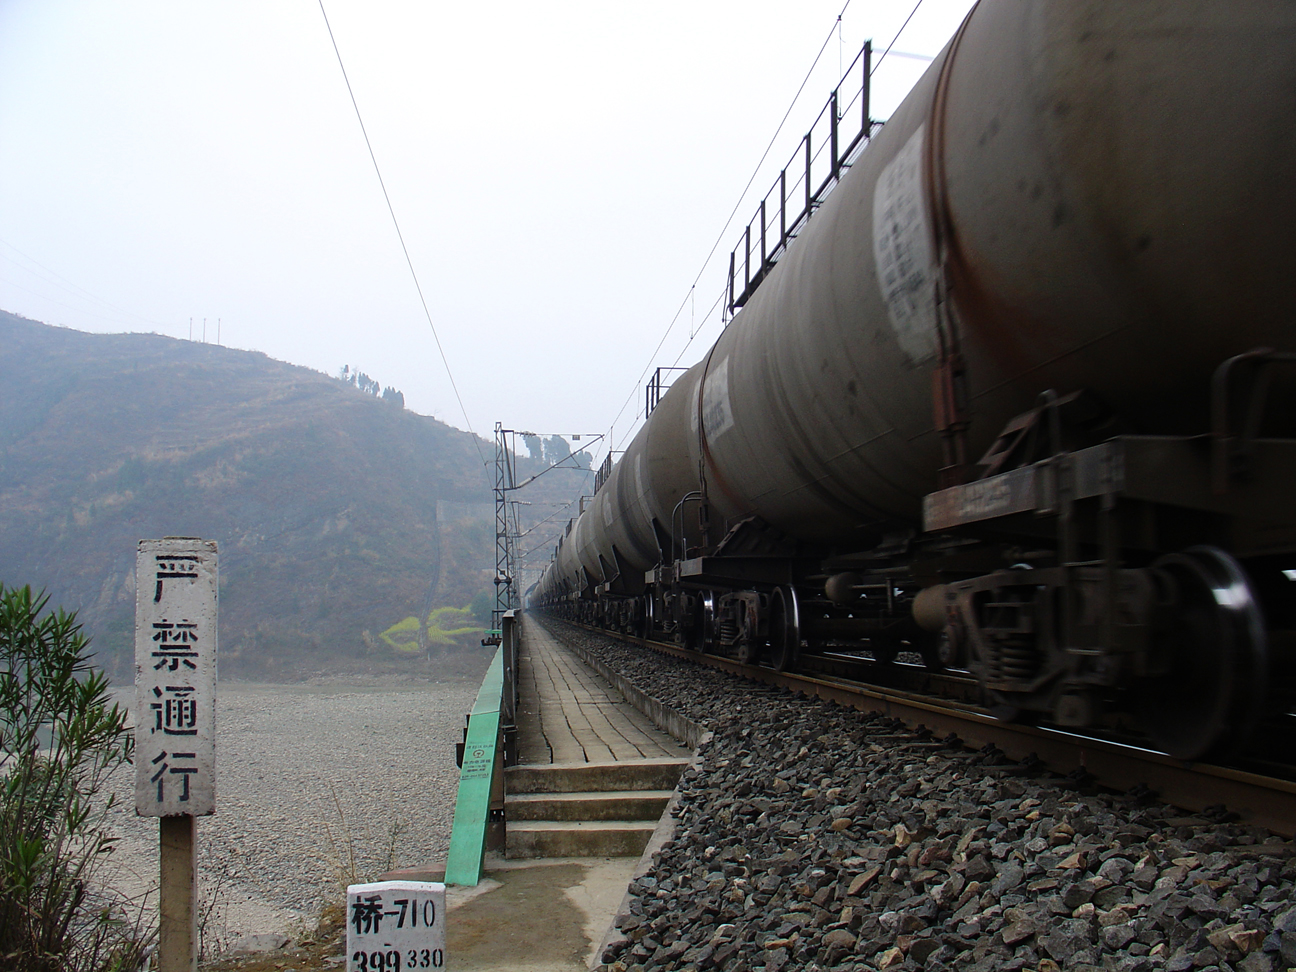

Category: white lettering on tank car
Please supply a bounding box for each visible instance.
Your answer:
[634,454,651,522]
[701,356,735,440]
[958,476,1013,520]
[873,124,938,364]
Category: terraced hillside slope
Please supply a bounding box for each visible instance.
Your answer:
[0,310,561,681]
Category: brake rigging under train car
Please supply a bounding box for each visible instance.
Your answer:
[535,0,1296,761]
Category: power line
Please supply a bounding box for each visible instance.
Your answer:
[602,0,858,457]
[505,433,605,493]
[873,0,928,76]
[512,498,584,542]
[887,49,936,62]
[316,0,484,463]
[609,4,855,421]
[605,0,934,460]
[668,289,726,369]
[0,274,145,328]
[0,237,180,333]
[656,10,935,380]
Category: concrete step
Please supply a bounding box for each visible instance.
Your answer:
[506,821,659,859]
[506,789,673,822]
[505,758,688,795]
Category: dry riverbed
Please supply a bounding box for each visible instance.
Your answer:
[102,677,484,957]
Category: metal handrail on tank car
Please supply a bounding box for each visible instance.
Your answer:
[671,491,705,566]
[645,366,689,419]
[1211,349,1296,494]
[726,40,880,319]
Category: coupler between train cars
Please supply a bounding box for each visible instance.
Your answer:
[650,569,937,674]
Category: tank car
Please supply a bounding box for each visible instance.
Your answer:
[537,0,1296,760]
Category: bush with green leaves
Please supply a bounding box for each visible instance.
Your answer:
[0,584,151,972]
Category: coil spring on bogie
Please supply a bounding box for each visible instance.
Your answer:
[995,638,1040,680]
[980,591,1041,683]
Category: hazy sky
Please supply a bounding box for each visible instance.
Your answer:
[0,0,976,462]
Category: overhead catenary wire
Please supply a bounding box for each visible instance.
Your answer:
[600,0,860,459]
[316,0,484,464]
[511,499,585,541]
[886,49,936,62]
[873,0,929,76]
[518,524,582,563]
[507,433,606,492]
[668,289,726,370]
[602,0,932,463]
[505,495,589,588]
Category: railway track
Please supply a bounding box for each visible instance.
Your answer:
[561,619,1296,837]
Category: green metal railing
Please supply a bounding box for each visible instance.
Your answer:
[445,611,518,885]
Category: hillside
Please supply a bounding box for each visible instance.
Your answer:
[0,311,584,681]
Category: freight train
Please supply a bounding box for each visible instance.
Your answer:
[536,0,1296,761]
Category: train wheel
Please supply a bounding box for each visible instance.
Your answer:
[1141,546,1268,760]
[682,592,709,652]
[915,633,945,671]
[701,591,717,653]
[769,586,800,672]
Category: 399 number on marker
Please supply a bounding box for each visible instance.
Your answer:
[346,880,446,972]
[350,947,444,971]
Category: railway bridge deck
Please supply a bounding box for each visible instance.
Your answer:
[395,615,693,971]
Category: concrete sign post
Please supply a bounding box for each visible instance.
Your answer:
[135,537,217,972]
[347,881,446,971]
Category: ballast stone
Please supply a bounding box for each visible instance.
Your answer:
[229,933,292,954]
[540,620,1296,972]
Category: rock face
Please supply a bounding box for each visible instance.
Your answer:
[540,621,1296,972]
[228,933,292,954]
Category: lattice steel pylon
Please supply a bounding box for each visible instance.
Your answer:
[491,422,519,641]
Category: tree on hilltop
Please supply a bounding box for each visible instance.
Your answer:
[338,365,403,406]
[522,434,543,461]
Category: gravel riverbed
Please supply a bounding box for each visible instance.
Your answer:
[101,678,482,952]
[541,620,1296,972]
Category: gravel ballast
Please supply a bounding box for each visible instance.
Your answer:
[102,680,480,952]
[540,620,1296,972]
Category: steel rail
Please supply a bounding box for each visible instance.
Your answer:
[554,619,1296,837]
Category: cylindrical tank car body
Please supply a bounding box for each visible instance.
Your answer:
[538,0,1296,760]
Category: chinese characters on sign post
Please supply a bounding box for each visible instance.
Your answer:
[135,538,217,817]
[347,881,446,971]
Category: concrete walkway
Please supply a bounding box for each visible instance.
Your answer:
[516,622,681,765]
[388,621,689,969]
[386,855,644,971]
[444,856,639,971]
